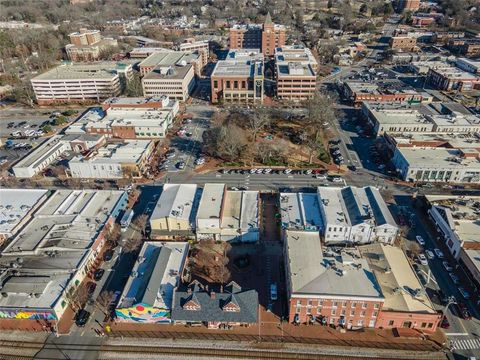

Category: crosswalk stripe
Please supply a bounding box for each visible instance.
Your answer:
[452,338,480,350]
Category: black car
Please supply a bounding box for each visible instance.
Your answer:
[86,281,96,296]
[348,165,357,171]
[93,268,105,281]
[75,309,90,327]
[103,249,114,262]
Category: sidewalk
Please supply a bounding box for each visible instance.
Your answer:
[108,321,446,352]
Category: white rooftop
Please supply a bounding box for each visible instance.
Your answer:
[279,192,322,231]
[151,184,198,222]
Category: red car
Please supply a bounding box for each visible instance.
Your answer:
[440,316,450,329]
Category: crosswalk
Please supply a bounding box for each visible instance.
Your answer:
[450,338,480,350]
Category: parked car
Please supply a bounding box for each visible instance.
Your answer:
[417,254,428,265]
[194,157,205,165]
[103,249,114,262]
[440,316,450,329]
[415,235,425,246]
[458,287,470,299]
[434,248,444,258]
[425,250,435,259]
[86,281,97,296]
[458,303,472,320]
[176,161,185,169]
[93,268,105,281]
[270,283,278,301]
[75,309,90,327]
[283,169,292,174]
[449,273,460,285]
[330,176,343,183]
[347,165,357,171]
[442,261,453,272]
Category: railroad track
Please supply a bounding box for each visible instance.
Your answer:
[0,339,447,360]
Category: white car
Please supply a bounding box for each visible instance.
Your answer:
[194,158,205,165]
[425,250,435,259]
[443,261,453,272]
[250,169,257,174]
[417,254,428,265]
[263,168,272,174]
[434,248,444,258]
[415,235,425,246]
[331,177,343,183]
[315,174,327,180]
[283,169,292,174]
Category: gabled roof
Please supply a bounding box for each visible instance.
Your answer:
[172,282,258,323]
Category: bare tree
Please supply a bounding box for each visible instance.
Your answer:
[105,223,121,247]
[247,108,271,142]
[123,231,143,253]
[64,284,89,312]
[132,214,148,231]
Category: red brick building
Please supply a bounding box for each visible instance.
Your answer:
[229,13,286,57]
[389,36,417,52]
[396,0,420,12]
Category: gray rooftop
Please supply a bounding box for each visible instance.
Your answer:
[285,231,384,300]
[151,184,198,222]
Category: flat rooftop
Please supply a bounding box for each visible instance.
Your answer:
[32,62,129,81]
[432,65,480,80]
[285,231,383,300]
[13,136,67,170]
[3,189,125,255]
[117,241,188,310]
[277,62,315,78]
[360,243,436,314]
[140,51,199,68]
[364,103,435,125]
[396,147,480,169]
[143,63,193,80]
[196,183,225,220]
[212,49,264,78]
[151,184,198,222]
[0,189,48,236]
[70,140,152,165]
[279,192,322,231]
[103,96,170,107]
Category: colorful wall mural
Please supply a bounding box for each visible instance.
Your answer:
[115,303,170,323]
[0,309,56,320]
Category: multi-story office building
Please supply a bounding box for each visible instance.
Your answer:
[275,46,317,101]
[142,62,195,101]
[229,13,285,57]
[210,49,264,104]
[31,62,133,105]
[66,28,117,62]
[178,39,209,68]
[427,66,480,92]
[139,51,204,77]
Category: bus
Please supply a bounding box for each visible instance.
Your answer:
[120,209,134,232]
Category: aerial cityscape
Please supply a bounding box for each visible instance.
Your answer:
[0,0,479,359]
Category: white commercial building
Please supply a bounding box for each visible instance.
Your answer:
[317,186,398,245]
[196,183,259,242]
[12,136,71,178]
[279,192,323,232]
[68,140,154,179]
[142,63,195,101]
[150,184,199,236]
[392,147,480,183]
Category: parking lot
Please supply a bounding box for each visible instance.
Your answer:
[160,105,213,175]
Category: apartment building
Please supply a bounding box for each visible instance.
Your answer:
[284,231,384,327]
[115,242,189,323]
[0,189,127,328]
[317,186,399,245]
[149,184,200,237]
[427,66,480,92]
[389,36,417,52]
[392,147,480,184]
[229,13,286,57]
[66,28,117,62]
[68,140,154,179]
[447,38,480,57]
[31,62,133,105]
[210,49,264,104]
[142,63,195,101]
